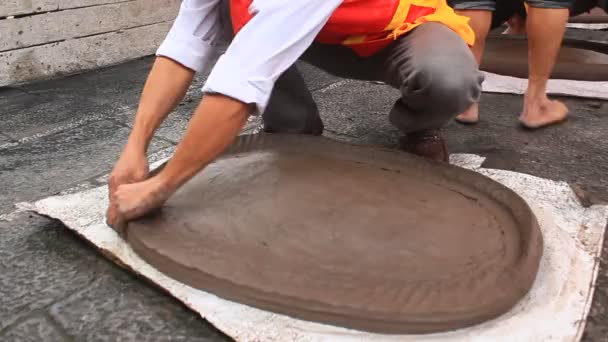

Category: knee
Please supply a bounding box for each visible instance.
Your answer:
[405,54,484,115]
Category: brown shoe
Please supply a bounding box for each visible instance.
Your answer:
[400,129,448,162]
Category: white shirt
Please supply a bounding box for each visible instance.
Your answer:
[156,0,342,114]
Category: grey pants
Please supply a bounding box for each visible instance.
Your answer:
[219,3,483,135]
[266,23,483,135]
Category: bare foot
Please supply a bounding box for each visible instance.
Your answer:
[455,103,479,124]
[519,97,568,129]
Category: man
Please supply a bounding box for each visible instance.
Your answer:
[106,0,483,227]
[450,0,605,128]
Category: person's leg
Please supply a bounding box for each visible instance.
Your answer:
[300,33,482,162]
[520,1,570,128]
[219,0,323,135]
[383,22,484,161]
[448,0,495,64]
[502,1,528,34]
[503,0,599,34]
[504,15,526,34]
[262,65,324,135]
[300,43,384,81]
[453,10,491,123]
[264,39,389,135]
[448,1,495,124]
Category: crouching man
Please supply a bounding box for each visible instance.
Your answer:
[106,0,483,226]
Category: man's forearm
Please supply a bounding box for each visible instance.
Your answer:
[127,56,196,152]
[157,94,252,190]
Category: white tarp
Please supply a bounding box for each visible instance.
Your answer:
[566,23,608,30]
[30,154,608,342]
[482,72,608,100]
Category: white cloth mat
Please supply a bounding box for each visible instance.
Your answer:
[28,154,608,342]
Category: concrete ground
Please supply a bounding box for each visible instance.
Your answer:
[1,29,607,341]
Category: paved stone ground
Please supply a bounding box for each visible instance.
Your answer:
[1,29,607,341]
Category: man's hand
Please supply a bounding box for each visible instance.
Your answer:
[106,147,149,228]
[113,176,173,222]
[105,57,195,229]
[105,92,250,230]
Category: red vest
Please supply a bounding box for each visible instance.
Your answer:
[230,0,475,57]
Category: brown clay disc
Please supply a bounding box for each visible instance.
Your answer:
[126,134,543,334]
[481,36,608,81]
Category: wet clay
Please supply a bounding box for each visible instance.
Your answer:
[481,36,608,81]
[126,134,543,334]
